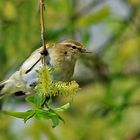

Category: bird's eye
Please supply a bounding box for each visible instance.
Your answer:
[72,46,76,49]
[64,51,68,55]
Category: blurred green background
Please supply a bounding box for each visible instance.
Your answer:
[0,0,140,140]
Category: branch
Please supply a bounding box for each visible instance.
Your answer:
[39,0,47,66]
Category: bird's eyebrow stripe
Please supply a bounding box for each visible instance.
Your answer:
[60,43,74,46]
[61,43,82,49]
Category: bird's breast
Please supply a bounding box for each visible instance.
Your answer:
[51,60,76,81]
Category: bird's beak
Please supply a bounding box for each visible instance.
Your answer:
[80,48,91,53]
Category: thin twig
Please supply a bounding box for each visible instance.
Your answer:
[41,96,49,108]
[39,0,47,66]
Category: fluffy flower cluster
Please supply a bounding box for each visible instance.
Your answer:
[37,66,79,97]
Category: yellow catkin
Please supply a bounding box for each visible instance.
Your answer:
[53,81,79,96]
[38,66,52,95]
[37,67,79,97]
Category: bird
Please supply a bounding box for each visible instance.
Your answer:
[0,39,89,98]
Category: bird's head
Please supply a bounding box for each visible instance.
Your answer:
[49,39,89,63]
[47,39,90,80]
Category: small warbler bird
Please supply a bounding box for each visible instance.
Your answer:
[0,39,88,97]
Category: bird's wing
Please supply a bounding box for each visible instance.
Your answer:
[20,44,52,74]
[20,47,43,74]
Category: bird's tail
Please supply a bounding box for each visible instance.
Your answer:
[0,80,8,110]
[0,80,7,99]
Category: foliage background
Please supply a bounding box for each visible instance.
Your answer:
[0,0,140,140]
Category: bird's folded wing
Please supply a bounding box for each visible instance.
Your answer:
[20,47,42,74]
[20,44,52,74]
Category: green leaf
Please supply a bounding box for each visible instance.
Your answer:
[76,6,110,27]
[51,115,60,128]
[3,110,35,122]
[47,97,53,105]
[35,108,62,127]
[26,95,35,104]
[34,92,45,108]
[56,113,65,123]
[54,103,70,112]
[24,111,36,123]
[35,109,56,120]
[50,109,65,123]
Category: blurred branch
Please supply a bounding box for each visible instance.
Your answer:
[100,2,140,54]
[68,0,79,37]
[80,3,140,83]
[128,102,140,107]
[80,53,140,85]
[45,0,106,40]
[73,0,104,19]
